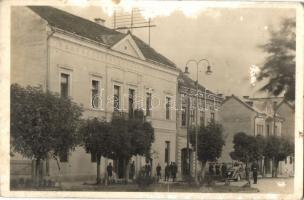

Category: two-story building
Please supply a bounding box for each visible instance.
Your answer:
[218,95,294,177]
[176,70,223,179]
[11,6,179,181]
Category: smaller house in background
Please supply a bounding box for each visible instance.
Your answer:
[218,95,294,177]
[176,70,223,180]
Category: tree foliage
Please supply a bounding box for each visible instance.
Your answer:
[230,132,265,164]
[108,110,155,161]
[190,122,225,164]
[231,131,294,177]
[11,83,83,161]
[258,17,295,101]
[264,135,294,177]
[80,118,111,157]
[109,110,154,180]
[79,109,154,181]
[264,136,294,162]
[79,118,111,184]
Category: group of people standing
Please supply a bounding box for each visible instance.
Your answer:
[142,161,178,182]
[163,162,178,182]
[105,161,136,183]
[209,162,228,177]
[107,161,178,182]
[107,160,259,184]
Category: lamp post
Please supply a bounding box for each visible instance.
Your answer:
[184,59,212,183]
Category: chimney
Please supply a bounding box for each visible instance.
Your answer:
[243,96,249,99]
[94,18,105,26]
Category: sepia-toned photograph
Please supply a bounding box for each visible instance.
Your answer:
[1,0,303,199]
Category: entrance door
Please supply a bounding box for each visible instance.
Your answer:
[181,148,192,176]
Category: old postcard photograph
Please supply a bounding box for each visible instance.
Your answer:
[0,0,303,199]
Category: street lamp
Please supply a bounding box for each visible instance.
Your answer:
[184,58,212,184]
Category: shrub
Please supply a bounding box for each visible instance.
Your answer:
[200,174,216,187]
[135,169,154,189]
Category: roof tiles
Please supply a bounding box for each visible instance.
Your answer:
[28,6,176,68]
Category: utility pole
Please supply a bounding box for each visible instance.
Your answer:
[272,101,277,177]
[186,89,191,177]
[184,58,212,184]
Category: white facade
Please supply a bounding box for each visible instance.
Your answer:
[11,6,179,181]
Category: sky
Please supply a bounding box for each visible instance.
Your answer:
[62,3,295,97]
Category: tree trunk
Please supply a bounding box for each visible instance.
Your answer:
[274,159,279,178]
[35,158,42,187]
[199,161,207,183]
[96,153,101,184]
[124,158,130,184]
[271,157,276,178]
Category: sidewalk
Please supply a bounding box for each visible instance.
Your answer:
[250,177,293,194]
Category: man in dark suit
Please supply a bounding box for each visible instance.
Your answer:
[251,161,259,184]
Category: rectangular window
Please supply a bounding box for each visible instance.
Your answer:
[257,124,264,136]
[114,85,120,111]
[190,109,195,124]
[59,151,68,162]
[91,80,100,109]
[181,106,186,126]
[166,97,171,120]
[165,141,170,164]
[146,92,152,116]
[267,124,270,137]
[274,125,278,136]
[210,112,215,122]
[129,89,135,118]
[200,111,205,126]
[60,73,69,98]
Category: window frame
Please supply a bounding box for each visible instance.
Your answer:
[90,77,102,110]
[165,141,170,164]
[256,124,264,136]
[266,124,270,137]
[113,84,122,112]
[210,112,215,122]
[181,106,187,126]
[146,92,152,117]
[190,109,195,124]
[128,88,136,118]
[165,96,171,120]
[59,67,73,98]
[200,110,205,127]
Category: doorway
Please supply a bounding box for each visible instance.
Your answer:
[181,148,193,176]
